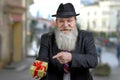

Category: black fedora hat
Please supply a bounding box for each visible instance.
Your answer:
[52,3,80,18]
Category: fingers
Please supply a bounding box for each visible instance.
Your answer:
[52,53,64,64]
[52,53,62,59]
[59,59,66,64]
[52,52,72,64]
[34,76,41,79]
[54,56,66,64]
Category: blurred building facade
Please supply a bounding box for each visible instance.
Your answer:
[0,0,34,65]
[34,18,54,39]
[78,0,120,34]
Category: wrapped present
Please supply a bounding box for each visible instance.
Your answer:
[30,60,48,78]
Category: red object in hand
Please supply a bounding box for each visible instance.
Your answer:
[33,61,47,77]
[30,60,48,78]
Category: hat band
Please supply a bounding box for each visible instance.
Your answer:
[52,12,79,17]
[57,12,76,16]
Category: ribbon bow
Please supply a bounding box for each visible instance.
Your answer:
[33,61,47,77]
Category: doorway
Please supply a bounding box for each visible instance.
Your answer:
[9,22,22,62]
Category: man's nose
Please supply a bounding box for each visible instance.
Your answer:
[63,22,69,27]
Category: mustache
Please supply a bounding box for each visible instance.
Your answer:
[60,29,71,31]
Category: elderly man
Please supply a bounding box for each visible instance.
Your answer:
[33,3,98,80]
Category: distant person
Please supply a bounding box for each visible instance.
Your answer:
[95,39,102,64]
[31,3,98,80]
[96,44,102,64]
[117,39,120,66]
[104,39,109,47]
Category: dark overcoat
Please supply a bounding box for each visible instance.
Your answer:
[36,29,98,80]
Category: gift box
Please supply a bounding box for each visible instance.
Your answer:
[30,60,48,78]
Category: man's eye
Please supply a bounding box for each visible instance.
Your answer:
[68,20,72,22]
[59,21,64,23]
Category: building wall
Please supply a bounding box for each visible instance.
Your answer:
[78,1,120,33]
[5,0,22,6]
[0,0,30,63]
[0,0,10,62]
[0,0,3,61]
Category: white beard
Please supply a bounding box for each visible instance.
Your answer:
[55,28,78,51]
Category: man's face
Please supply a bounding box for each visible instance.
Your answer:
[56,17,77,34]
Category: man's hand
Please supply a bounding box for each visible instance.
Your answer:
[52,51,72,64]
[33,76,41,80]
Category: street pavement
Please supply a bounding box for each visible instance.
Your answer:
[0,47,120,80]
[93,47,120,80]
[0,57,35,80]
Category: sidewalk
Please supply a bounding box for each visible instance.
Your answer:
[93,66,120,80]
[3,57,35,71]
[0,57,36,80]
[93,46,120,80]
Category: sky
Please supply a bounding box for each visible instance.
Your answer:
[29,0,84,19]
[29,0,98,19]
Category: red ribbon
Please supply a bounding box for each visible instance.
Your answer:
[33,61,47,77]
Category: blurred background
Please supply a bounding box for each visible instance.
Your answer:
[0,0,120,80]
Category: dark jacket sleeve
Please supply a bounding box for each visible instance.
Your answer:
[71,32,98,69]
[36,33,50,63]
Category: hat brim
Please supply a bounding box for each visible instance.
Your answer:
[52,13,80,18]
